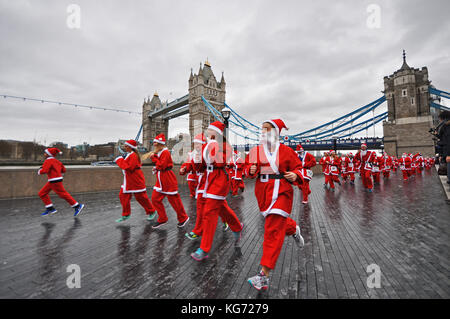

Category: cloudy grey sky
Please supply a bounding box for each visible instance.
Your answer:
[1,0,449,146]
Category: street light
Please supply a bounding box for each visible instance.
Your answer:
[332,135,338,153]
[221,106,231,142]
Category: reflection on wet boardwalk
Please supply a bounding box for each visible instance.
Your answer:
[0,169,449,299]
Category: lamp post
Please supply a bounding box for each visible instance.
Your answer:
[332,136,338,153]
[221,106,231,142]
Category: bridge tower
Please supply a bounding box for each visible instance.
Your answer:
[142,92,168,151]
[382,51,434,157]
[188,60,226,140]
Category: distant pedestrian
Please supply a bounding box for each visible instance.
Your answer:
[38,147,85,217]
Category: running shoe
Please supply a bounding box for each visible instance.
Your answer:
[191,248,209,261]
[146,211,157,221]
[41,207,57,216]
[248,271,269,291]
[292,225,305,247]
[115,216,130,223]
[73,203,85,217]
[177,217,190,228]
[152,220,168,229]
[185,232,200,240]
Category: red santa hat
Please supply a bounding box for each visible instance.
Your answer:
[124,139,138,150]
[263,119,289,135]
[153,133,166,145]
[45,147,62,157]
[296,144,304,152]
[193,133,206,144]
[361,143,367,148]
[348,152,353,156]
[207,121,225,136]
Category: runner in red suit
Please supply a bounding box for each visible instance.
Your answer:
[245,119,305,292]
[114,140,155,222]
[354,143,376,192]
[295,144,316,204]
[399,153,412,180]
[38,147,85,217]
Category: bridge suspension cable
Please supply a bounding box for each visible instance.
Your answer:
[1,94,142,115]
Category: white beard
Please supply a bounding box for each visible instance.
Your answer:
[361,150,367,156]
[260,131,278,146]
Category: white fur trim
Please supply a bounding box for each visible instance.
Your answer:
[153,138,165,145]
[124,142,138,149]
[207,124,223,135]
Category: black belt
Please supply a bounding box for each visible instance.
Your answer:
[49,179,63,183]
[157,167,172,172]
[258,174,284,179]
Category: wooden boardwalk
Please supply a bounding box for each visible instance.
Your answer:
[0,168,449,299]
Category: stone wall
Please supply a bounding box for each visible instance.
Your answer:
[0,164,325,199]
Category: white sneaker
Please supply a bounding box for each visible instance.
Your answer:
[293,225,305,247]
[248,272,269,291]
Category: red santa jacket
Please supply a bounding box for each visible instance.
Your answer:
[319,156,327,172]
[372,156,384,173]
[343,156,357,173]
[115,152,147,193]
[244,142,304,218]
[354,150,377,171]
[180,151,205,198]
[298,151,316,181]
[181,152,197,182]
[399,156,412,170]
[230,155,245,180]
[150,148,178,194]
[381,155,393,171]
[201,139,233,200]
[38,157,66,182]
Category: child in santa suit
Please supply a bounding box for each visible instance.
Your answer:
[114,140,156,222]
[245,119,305,292]
[343,152,357,185]
[230,150,246,197]
[354,143,376,192]
[399,153,412,180]
[146,134,189,229]
[190,122,244,261]
[295,144,316,204]
[181,151,198,198]
[38,148,85,216]
[340,154,348,182]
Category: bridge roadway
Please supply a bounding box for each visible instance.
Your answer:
[0,169,449,299]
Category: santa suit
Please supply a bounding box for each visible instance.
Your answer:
[181,152,198,197]
[230,154,245,196]
[399,155,412,180]
[382,155,393,178]
[343,156,357,182]
[319,156,327,173]
[354,150,376,190]
[297,151,316,202]
[150,147,188,224]
[324,156,341,189]
[199,140,243,253]
[372,156,383,184]
[38,156,78,208]
[414,154,424,174]
[114,152,155,217]
[245,142,304,270]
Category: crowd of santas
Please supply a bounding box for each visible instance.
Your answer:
[318,145,435,192]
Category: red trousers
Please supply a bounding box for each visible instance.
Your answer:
[261,214,297,270]
[382,171,390,178]
[346,172,355,181]
[299,181,311,201]
[372,172,380,183]
[39,181,77,207]
[231,178,245,195]
[119,189,155,217]
[188,180,197,197]
[191,193,227,236]
[200,198,243,253]
[360,169,373,190]
[401,170,412,180]
[325,174,339,189]
[151,190,188,224]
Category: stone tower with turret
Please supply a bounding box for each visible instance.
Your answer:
[142,92,168,151]
[188,60,226,140]
[382,51,434,157]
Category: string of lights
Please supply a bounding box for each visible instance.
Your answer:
[1,94,142,115]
